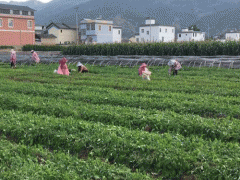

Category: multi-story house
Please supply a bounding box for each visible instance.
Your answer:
[80,18,122,44]
[137,18,175,43]
[225,30,240,41]
[46,22,77,45]
[0,3,35,46]
[177,28,205,42]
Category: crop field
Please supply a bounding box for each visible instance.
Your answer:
[0,62,240,179]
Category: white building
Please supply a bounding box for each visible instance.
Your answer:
[80,18,122,44]
[177,28,205,42]
[46,23,77,45]
[136,18,175,43]
[225,30,240,41]
[129,33,140,43]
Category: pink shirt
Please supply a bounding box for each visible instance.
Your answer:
[32,52,40,63]
[10,51,16,63]
[57,57,69,75]
[174,61,182,70]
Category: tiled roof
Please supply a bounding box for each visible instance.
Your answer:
[225,31,240,33]
[0,3,35,11]
[41,34,57,39]
[139,24,175,27]
[46,23,76,30]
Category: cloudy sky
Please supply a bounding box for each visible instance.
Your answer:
[1,0,52,3]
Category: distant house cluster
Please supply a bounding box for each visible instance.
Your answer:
[1,3,240,46]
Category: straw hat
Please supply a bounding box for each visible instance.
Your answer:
[31,50,34,53]
[168,59,176,66]
[77,62,83,67]
[11,49,14,52]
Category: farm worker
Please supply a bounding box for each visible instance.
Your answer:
[57,57,70,75]
[10,49,16,68]
[138,63,151,80]
[77,62,89,73]
[31,50,40,63]
[168,59,182,76]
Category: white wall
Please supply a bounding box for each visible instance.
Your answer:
[177,32,205,42]
[80,23,114,43]
[113,28,122,43]
[225,33,240,41]
[139,26,175,42]
[96,24,113,43]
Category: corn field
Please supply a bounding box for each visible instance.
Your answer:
[22,41,240,56]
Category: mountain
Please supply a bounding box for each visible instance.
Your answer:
[1,0,240,38]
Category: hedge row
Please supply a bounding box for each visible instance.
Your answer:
[22,45,66,52]
[22,41,240,56]
[0,45,14,49]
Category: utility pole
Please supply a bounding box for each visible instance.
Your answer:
[74,7,79,45]
[150,17,151,42]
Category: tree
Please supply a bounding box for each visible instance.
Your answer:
[188,25,200,31]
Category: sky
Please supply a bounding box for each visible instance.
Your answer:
[0,0,52,3]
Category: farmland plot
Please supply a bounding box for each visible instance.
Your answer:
[0,62,240,179]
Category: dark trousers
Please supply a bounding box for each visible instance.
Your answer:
[10,62,15,67]
[173,70,178,75]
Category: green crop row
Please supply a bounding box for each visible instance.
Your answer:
[1,109,240,179]
[60,41,240,56]
[1,76,239,119]
[22,45,66,51]
[0,136,151,180]
[0,88,240,143]
[4,64,240,98]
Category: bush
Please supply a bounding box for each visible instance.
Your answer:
[0,45,14,49]
[22,45,67,51]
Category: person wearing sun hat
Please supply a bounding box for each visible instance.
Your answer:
[168,59,181,76]
[57,57,70,75]
[138,63,151,80]
[31,50,40,63]
[10,49,17,68]
[77,62,88,73]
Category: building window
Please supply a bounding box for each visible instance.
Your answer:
[193,33,194,37]
[160,28,161,32]
[81,29,86,35]
[22,11,28,15]
[91,23,95,30]
[118,30,120,34]
[99,25,101,31]
[0,9,10,14]
[0,19,2,27]
[31,11,34,16]
[147,31,149,35]
[186,34,187,36]
[141,38,144,42]
[165,29,167,33]
[109,26,111,31]
[13,10,20,15]
[179,34,181,37]
[136,38,139,42]
[8,19,13,27]
[60,30,62,33]
[141,29,144,33]
[196,33,197,37]
[87,24,90,30]
[27,20,32,28]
